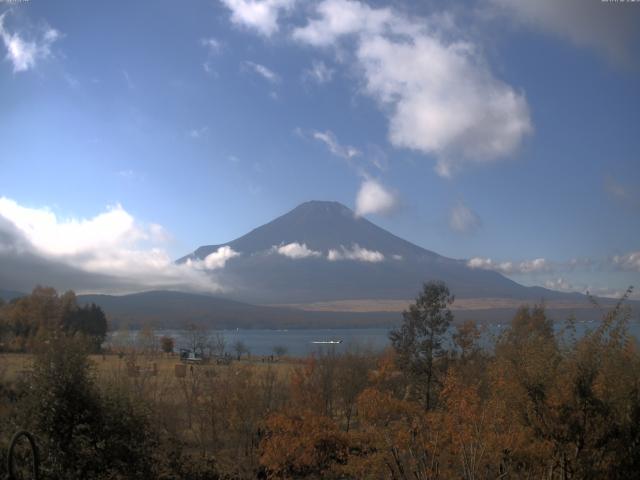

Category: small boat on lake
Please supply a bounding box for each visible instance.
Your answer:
[311,340,343,344]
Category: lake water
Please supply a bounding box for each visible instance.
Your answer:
[110,320,640,357]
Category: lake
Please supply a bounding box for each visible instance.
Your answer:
[109,319,640,357]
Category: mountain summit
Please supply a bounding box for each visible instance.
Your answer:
[180,200,436,262]
[178,201,576,304]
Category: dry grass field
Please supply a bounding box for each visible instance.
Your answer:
[0,352,299,386]
[270,297,596,312]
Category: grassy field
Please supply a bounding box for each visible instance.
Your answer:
[0,352,299,385]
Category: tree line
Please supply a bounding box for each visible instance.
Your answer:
[0,286,107,352]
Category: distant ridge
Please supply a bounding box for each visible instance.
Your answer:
[0,289,25,302]
[76,290,625,330]
[77,290,397,329]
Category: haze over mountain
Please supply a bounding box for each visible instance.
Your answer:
[178,201,584,305]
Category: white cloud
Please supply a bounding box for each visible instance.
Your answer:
[612,251,640,272]
[489,0,640,65]
[243,60,280,83]
[544,277,638,300]
[292,0,393,47]
[201,37,222,53]
[203,62,217,76]
[201,38,222,75]
[220,0,295,36]
[272,242,321,259]
[189,246,240,270]
[122,69,134,89]
[604,175,638,209]
[312,130,360,159]
[148,223,171,243]
[584,286,638,300]
[544,277,574,292]
[0,197,224,294]
[467,256,551,275]
[449,201,481,233]
[304,60,334,83]
[0,13,60,73]
[328,244,384,262]
[189,126,209,139]
[467,253,637,297]
[355,178,397,216]
[293,0,532,177]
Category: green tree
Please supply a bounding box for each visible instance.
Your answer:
[389,281,454,410]
[22,331,157,479]
[61,302,108,352]
[160,335,175,354]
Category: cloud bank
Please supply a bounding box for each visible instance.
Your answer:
[0,197,225,294]
[467,256,552,275]
[612,251,640,272]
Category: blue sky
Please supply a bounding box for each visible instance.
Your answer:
[0,0,639,297]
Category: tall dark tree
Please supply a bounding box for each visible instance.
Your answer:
[389,281,454,409]
[233,340,248,360]
[62,302,108,352]
[23,332,157,479]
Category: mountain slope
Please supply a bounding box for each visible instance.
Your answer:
[180,201,436,262]
[178,201,583,304]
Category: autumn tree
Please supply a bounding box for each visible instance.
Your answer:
[508,303,554,343]
[335,350,372,431]
[0,287,107,352]
[452,319,481,360]
[210,331,226,357]
[389,281,454,409]
[260,410,349,478]
[137,324,158,354]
